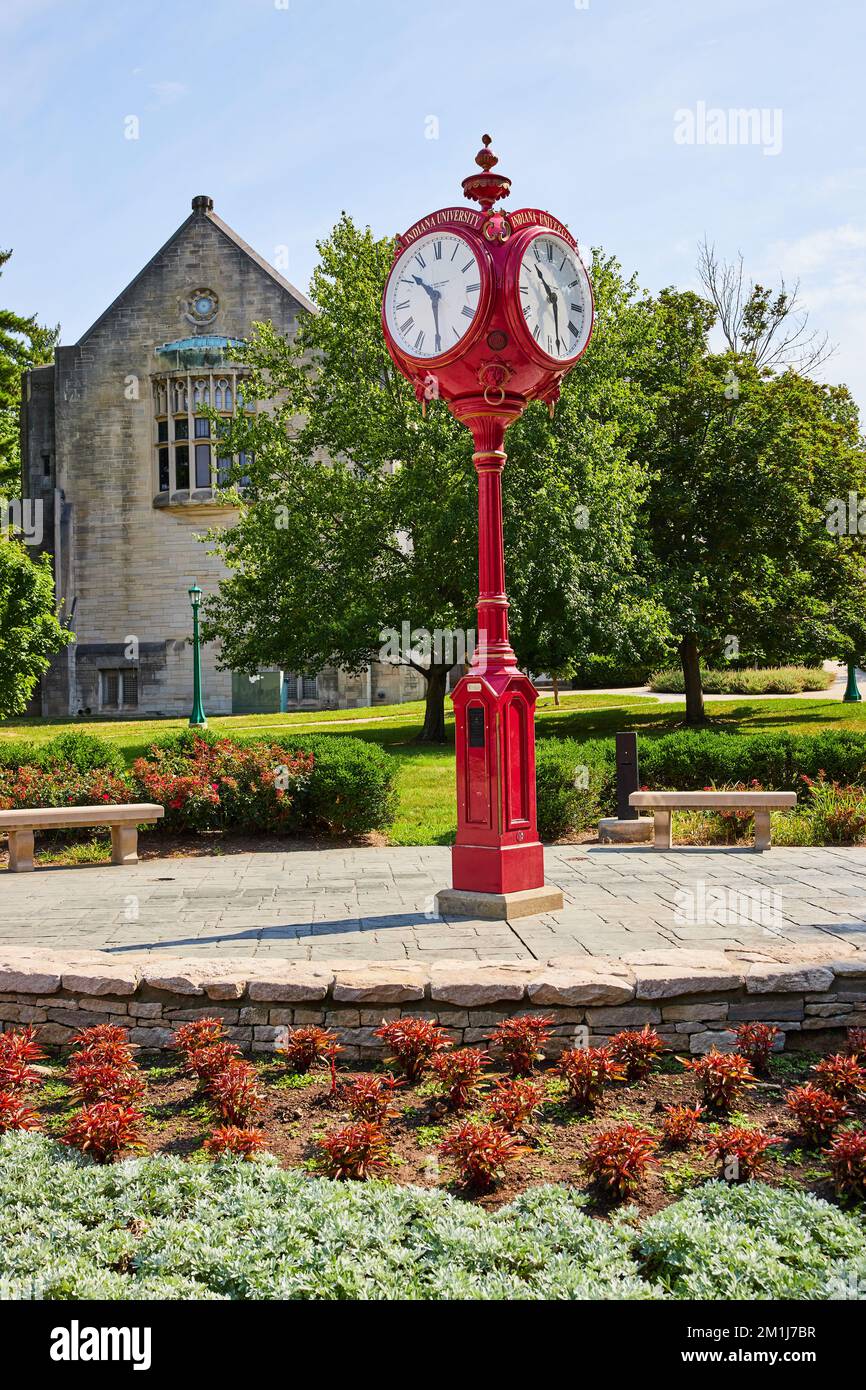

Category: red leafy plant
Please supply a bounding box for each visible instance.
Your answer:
[206,1061,266,1125]
[171,1018,228,1056]
[705,1126,779,1182]
[316,1121,391,1181]
[203,1126,267,1160]
[278,1025,340,1076]
[70,1024,136,1070]
[439,1120,527,1191]
[812,1053,866,1101]
[554,1046,624,1108]
[584,1123,657,1200]
[734,1023,780,1076]
[487,1078,546,1132]
[825,1130,866,1202]
[339,1073,402,1123]
[374,1018,450,1082]
[68,1060,146,1106]
[63,1100,145,1163]
[662,1104,704,1147]
[487,1015,554,1077]
[786,1084,850,1146]
[609,1026,665,1080]
[183,1040,243,1085]
[681,1049,756,1112]
[429,1048,488,1113]
[0,1025,45,1091]
[0,1091,40,1132]
[846,1027,866,1059]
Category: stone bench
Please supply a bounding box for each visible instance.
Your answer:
[0,804,164,872]
[629,790,797,850]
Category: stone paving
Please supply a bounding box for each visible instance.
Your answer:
[1,844,865,963]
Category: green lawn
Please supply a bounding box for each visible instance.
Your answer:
[3,693,865,846]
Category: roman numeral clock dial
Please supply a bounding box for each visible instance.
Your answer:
[384,232,484,360]
[517,233,592,363]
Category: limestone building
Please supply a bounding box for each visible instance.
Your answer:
[19,195,424,718]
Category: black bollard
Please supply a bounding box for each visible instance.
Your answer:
[615,732,639,821]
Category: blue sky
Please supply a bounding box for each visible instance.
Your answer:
[2,0,865,410]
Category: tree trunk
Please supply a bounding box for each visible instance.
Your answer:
[679,635,706,725]
[417,666,449,743]
[552,675,560,707]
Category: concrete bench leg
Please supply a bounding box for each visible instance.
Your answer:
[111,824,139,866]
[653,809,672,849]
[754,809,771,851]
[7,829,35,872]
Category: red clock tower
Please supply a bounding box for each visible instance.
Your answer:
[382,136,594,919]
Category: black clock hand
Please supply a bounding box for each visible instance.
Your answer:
[430,293,441,353]
[551,295,562,352]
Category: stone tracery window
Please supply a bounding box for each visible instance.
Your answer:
[152,370,254,498]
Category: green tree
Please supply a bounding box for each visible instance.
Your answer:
[634,288,866,723]
[0,249,59,495]
[0,530,72,717]
[202,218,659,741]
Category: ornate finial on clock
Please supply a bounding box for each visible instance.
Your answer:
[462,133,511,212]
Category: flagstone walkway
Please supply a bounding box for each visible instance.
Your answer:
[1,844,865,964]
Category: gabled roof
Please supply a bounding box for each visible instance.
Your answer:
[76,195,317,346]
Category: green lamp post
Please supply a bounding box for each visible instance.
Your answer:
[843,663,862,703]
[188,583,207,726]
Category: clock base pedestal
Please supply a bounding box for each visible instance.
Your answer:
[435,883,564,922]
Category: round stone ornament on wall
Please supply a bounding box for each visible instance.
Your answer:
[183,288,219,327]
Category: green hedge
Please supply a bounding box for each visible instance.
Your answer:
[0,730,125,775]
[649,665,833,694]
[0,1135,863,1300]
[534,729,866,839]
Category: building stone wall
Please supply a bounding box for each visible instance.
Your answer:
[17,201,377,717]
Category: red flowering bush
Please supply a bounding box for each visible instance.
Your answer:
[734,1023,780,1076]
[681,1050,756,1111]
[825,1130,866,1201]
[662,1104,704,1146]
[429,1048,488,1112]
[0,1025,45,1091]
[316,1121,391,1181]
[487,1077,545,1132]
[0,1091,40,1132]
[374,1018,451,1082]
[278,1025,340,1075]
[183,1041,243,1085]
[206,1062,266,1125]
[439,1121,527,1190]
[487,1015,554,1077]
[584,1123,657,1199]
[63,1101,145,1163]
[609,1026,665,1080]
[0,765,134,815]
[555,1046,624,1107]
[706,1126,779,1182]
[786,1084,850,1146]
[812,1053,866,1100]
[132,735,313,833]
[203,1126,267,1160]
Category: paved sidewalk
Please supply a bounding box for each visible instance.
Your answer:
[1,844,865,963]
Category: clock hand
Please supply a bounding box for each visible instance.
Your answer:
[430,293,441,353]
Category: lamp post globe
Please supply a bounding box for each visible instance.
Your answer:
[188,582,207,727]
[382,135,595,918]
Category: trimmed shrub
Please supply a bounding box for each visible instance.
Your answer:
[535,738,610,840]
[0,730,124,775]
[649,665,832,695]
[289,734,397,835]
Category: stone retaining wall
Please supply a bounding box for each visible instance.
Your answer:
[1,946,864,1058]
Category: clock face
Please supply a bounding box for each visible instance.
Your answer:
[518,234,592,362]
[385,232,484,360]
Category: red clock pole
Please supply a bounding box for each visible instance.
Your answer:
[381,136,594,919]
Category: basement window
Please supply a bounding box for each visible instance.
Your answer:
[100,669,139,709]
